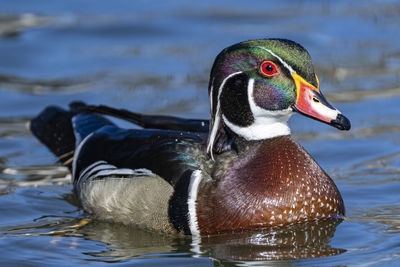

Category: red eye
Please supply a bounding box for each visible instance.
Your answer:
[260,61,279,77]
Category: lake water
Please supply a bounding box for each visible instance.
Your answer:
[1,0,400,266]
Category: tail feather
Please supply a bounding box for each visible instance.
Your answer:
[79,104,209,132]
[30,102,115,170]
[30,106,76,168]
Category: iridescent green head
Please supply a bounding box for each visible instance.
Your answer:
[207,38,350,157]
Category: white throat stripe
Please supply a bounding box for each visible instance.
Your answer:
[222,78,292,140]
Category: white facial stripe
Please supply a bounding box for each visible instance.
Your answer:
[209,76,215,113]
[206,109,220,160]
[207,77,215,159]
[187,170,202,236]
[222,78,292,140]
[256,46,296,75]
[207,71,243,158]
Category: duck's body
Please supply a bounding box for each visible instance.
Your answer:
[31,38,350,235]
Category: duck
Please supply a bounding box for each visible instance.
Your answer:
[30,38,350,236]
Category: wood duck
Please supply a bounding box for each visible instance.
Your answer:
[30,38,350,236]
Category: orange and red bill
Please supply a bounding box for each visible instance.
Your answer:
[292,73,350,130]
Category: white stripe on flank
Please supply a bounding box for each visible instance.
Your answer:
[94,168,148,177]
[256,46,296,75]
[78,160,110,184]
[207,71,242,159]
[187,170,202,236]
[79,163,116,183]
[78,160,156,184]
[79,160,107,178]
[222,78,292,140]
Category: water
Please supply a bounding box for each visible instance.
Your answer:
[0,0,400,266]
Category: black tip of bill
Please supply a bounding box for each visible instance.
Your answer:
[331,114,351,131]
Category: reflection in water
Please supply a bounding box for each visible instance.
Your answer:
[81,222,183,262]
[199,220,345,261]
[72,219,344,262]
[1,211,344,262]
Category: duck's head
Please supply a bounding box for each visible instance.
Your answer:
[207,38,350,156]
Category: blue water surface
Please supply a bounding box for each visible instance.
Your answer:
[1,0,400,266]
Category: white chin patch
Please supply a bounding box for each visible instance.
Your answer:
[223,114,291,140]
[222,78,293,140]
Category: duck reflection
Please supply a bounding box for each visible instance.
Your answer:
[199,220,345,261]
[78,218,345,262]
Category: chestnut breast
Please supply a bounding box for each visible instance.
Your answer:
[196,136,344,235]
